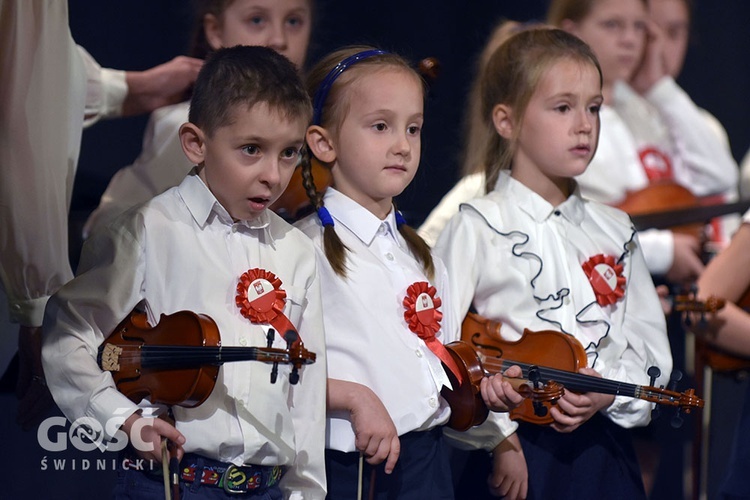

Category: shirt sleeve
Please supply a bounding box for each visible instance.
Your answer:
[418,173,485,247]
[79,45,127,127]
[433,211,519,450]
[0,0,85,326]
[636,228,674,276]
[84,104,192,238]
[42,219,146,438]
[599,230,673,427]
[645,77,738,196]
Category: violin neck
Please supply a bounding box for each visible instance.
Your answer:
[500,360,642,400]
[140,346,285,368]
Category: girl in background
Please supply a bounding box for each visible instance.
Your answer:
[434,28,672,499]
[85,0,313,236]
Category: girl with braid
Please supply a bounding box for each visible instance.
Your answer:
[294,46,523,499]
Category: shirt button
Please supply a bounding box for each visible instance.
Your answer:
[428,397,438,408]
[415,349,423,358]
[239,338,248,346]
[232,225,238,233]
[385,253,394,261]
[554,210,561,216]
[238,399,245,406]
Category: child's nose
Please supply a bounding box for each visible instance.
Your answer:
[266,22,288,53]
[392,132,411,157]
[261,160,282,186]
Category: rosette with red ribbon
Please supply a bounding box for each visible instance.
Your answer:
[235,268,299,344]
[581,254,626,306]
[403,281,463,383]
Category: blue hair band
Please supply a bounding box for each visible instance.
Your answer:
[317,207,335,227]
[312,49,388,125]
[395,211,407,227]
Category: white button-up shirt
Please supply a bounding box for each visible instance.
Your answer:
[43,172,327,499]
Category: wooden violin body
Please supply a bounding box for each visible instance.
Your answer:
[99,310,316,408]
[441,312,704,430]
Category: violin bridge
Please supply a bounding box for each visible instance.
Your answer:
[100,343,123,372]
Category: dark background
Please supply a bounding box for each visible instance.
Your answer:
[32,1,747,499]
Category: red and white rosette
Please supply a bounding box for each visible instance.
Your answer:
[581,254,626,306]
[235,268,299,344]
[403,281,463,384]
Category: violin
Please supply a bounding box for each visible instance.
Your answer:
[98,310,316,407]
[617,182,750,374]
[440,312,704,431]
[676,288,750,374]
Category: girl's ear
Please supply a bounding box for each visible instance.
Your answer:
[179,122,206,165]
[492,104,514,140]
[306,126,337,164]
[203,14,223,51]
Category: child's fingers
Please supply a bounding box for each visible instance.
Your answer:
[383,436,401,474]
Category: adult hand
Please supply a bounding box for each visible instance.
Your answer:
[123,56,203,116]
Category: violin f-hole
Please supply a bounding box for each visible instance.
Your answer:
[470,334,504,357]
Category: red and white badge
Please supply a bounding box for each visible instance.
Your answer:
[235,268,298,344]
[581,254,626,306]
[403,282,462,384]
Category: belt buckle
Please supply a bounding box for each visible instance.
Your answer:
[222,464,262,494]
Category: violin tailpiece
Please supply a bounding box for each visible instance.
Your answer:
[100,343,123,372]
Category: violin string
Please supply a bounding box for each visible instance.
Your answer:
[480,357,641,398]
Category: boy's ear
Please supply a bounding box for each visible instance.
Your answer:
[179,122,206,165]
[306,126,337,164]
[202,14,223,51]
[492,104,514,140]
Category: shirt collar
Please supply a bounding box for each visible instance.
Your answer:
[178,168,273,234]
[323,188,401,246]
[494,171,586,225]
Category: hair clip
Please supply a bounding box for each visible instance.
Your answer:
[317,207,335,227]
[312,49,388,125]
[395,211,407,227]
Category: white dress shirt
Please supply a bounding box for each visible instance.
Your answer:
[434,172,672,429]
[42,172,327,499]
[295,188,478,452]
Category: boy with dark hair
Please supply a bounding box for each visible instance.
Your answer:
[42,45,326,499]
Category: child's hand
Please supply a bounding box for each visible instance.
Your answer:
[122,413,186,463]
[667,232,705,285]
[630,19,670,95]
[349,386,401,474]
[480,365,525,412]
[488,434,528,499]
[549,368,615,433]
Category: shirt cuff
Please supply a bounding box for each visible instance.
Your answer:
[442,412,518,452]
[638,229,674,275]
[100,68,127,118]
[8,295,49,327]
